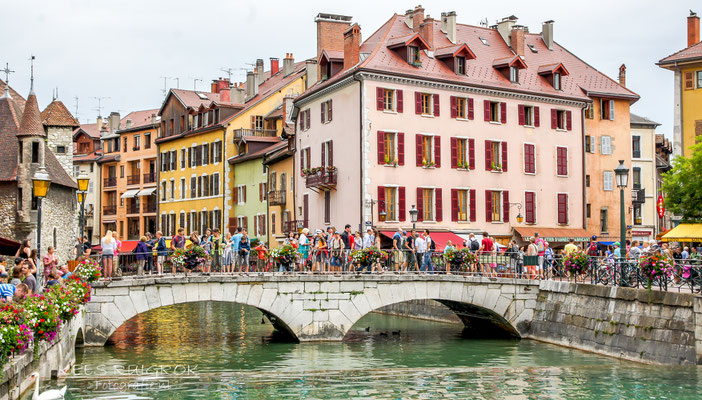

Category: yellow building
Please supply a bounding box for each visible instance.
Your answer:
[658,11,702,158]
[263,135,296,247]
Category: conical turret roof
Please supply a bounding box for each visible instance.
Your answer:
[42,99,79,128]
[17,91,46,137]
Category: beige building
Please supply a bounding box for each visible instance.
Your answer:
[629,114,659,242]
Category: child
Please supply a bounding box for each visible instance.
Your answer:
[255,242,268,272]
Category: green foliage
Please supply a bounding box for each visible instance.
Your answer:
[661,143,702,221]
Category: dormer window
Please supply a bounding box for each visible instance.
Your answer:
[456,56,465,75]
[493,56,527,83]
[510,66,519,83]
[408,46,421,66]
[318,50,344,80]
[435,43,476,76]
[553,73,561,90]
[387,32,430,68]
[538,63,569,91]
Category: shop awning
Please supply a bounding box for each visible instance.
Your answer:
[661,223,702,242]
[0,236,20,257]
[102,220,116,225]
[137,187,157,196]
[514,227,593,243]
[381,231,465,251]
[92,240,139,253]
[121,189,140,199]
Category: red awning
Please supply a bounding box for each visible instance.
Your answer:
[92,240,139,253]
[0,236,21,257]
[381,231,464,251]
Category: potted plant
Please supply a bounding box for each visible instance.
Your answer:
[563,252,590,277]
[492,161,502,171]
[639,253,674,290]
[270,245,298,272]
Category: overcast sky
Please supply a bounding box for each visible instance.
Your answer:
[2,0,694,136]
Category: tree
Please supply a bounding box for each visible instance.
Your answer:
[661,143,702,221]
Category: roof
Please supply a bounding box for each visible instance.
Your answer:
[320,49,344,62]
[74,124,102,140]
[17,92,46,137]
[658,41,702,66]
[44,143,77,189]
[298,14,638,104]
[228,141,282,164]
[262,141,291,165]
[41,99,79,128]
[119,109,159,130]
[159,89,236,116]
[0,79,26,112]
[630,113,661,127]
[0,95,21,181]
[73,149,102,163]
[514,227,594,242]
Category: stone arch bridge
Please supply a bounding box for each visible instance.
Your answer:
[85,275,539,345]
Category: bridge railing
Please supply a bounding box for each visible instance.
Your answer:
[74,247,702,293]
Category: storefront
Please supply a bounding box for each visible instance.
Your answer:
[513,227,593,250]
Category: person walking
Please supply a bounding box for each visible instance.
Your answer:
[478,232,494,276]
[101,231,116,281]
[155,231,167,275]
[392,228,405,273]
[404,230,416,273]
[112,232,122,276]
[134,236,149,277]
[424,230,435,274]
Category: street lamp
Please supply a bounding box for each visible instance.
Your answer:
[508,203,524,223]
[32,166,51,262]
[409,204,418,230]
[614,160,629,261]
[76,172,90,252]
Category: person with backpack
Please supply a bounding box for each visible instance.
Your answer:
[507,240,520,277]
[534,232,546,278]
[155,231,168,276]
[478,232,494,276]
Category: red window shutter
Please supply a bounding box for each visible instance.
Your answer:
[451,189,458,221]
[243,185,247,202]
[377,186,385,220]
[300,148,304,172]
[251,115,256,129]
[397,90,404,113]
[228,218,236,235]
[398,132,405,165]
[534,106,540,127]
[468,138,475,170]
[566,110,572,131]
[525,144,535,174]
[551,109,557,129]
[525,192,535,224]
[416,134,423,166]
[485,140,492,171]
[470,189,476,222]
[328,100,332,121]
[501,142,508,172]
[433,94,440,116]
[376,87,384,110]
[485,190,492,222]
[435,188,443,222]
[434,137,441,167]
[450,96,457,118]
[254,216,258,237]
[306,148,311,170]
[244,216,248,230]
[321,143,326,168]
[518,104,525,125]
[415,92,422,114]
[484,100,491,121]
[259,183,263,202]
[299,115,304,131]
[399,187,406,221]
[558,193,568,224]
[500,102,507,123]
[467,98,474,120]
[450,137,457,168]
[416,188,424,222]
[502,191,509,222]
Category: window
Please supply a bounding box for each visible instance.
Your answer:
[212,173,220,196]
[236,185,246,204]
[634,203,642,225]
[180,149,186,169]
[120,165,124,178]
[600,208,609,233]
[169,180,175,200]
[202,143,209,166]
[632,167,641,189]
[134,135,141,150]
[299,109,311,131]
[56,145,66,154]
[601,136,612,155]
[555,110,566,130]
[300,147,311,172]
[479,37,488,46]
[523,105,534,126]
[161,181,167,201]
[586,174,590,187]
[632,136,641,158]
[123,137,128,152]
[31,142,39,163]
[452,189,469,222]
[509,66,519,83]
[524,143,535,174]
[557,193,569,225]
[456,56,466,75]
[489,101,500,122]
[585,135,594,153]
[212,141,222,163]
[321,100,332,123]
[491,191,502,222]
[452,138,473,169]
[584,103,594,119]
[600,99,615,120]
[485,140,506,172]
[180,178,186,200]
[145,133,151,149]
[384,131,397,165]
[190,177,196,198]
[603,171,614,191]
[421,93,432,115]
[408,45,420,65]
[525,191,536,224]
[697,71,702,89]
[385,187,397,221]
[490,141,504,171]
[553,73,561,90]
[236,216,246,231]
[418,134,438,167]
[31,194,38,210]
[383,89,395,111]
[423,188,434,221]
[324,191,331,224]
[556,146,568,176]
[586,203,591,218]
[169,150,177,170]
[322,140,333,167]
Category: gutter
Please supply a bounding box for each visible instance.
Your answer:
[581,104,588,231]
[674,61,684,155]
[354,72,365,232]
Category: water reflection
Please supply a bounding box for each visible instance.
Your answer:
[27,302,702,399]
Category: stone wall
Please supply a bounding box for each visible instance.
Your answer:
[0,310,84,400]
[46,126,74,178]
[530,281,699,365]
[375,299,461,324]
[38,185,79,262]
[0,182,18,245]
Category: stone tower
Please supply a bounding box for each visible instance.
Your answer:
[42,98,79,177]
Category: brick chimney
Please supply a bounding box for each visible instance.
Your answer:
[343,23,361,70]
[688,11,700,47]
[618,64,626,87]
[420,16,434,50]
[412,5,424,33]
[510,27,526,56]
[315,13,352,63]
[270,58,279,75]
[441,11,457,44]
[283,53,295,76]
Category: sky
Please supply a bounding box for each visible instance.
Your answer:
[1,0,695,136]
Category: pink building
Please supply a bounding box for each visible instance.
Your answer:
[294,9,627,247]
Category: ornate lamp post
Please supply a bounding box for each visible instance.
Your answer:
[614,160,629,262]
[508,203,524,223]
[76,172,90,248]
[409,205,419,230]
[32,166,51,262]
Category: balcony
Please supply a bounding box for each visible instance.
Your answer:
[126,175,141,185]
[143,172,156,184]
[632,188,646,204]
[234,128,277,140]
[143,203,157,213]
[268,190,286,206]
[103,177,117,187]
[283,219,308,233]
[103,205,117,215]
[126,204,140,215]
[305,168,337,191]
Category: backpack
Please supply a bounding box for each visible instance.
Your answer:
[429,237,436,251]
[588,242,599,256]
[536,240,545,253]
[470,239,480,251]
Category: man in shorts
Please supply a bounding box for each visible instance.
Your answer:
[392,228,405,272]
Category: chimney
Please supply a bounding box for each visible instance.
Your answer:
[96,116,103,130]
[441,11,457,44]
[229,85,245,103]
[246,71,258,101]
[689,11,700,47]
[305,60,318,90]
[125,118,133,129]
[510,26,526,56]
[618,64,626,87]
[256,59,265,83]
[542,20,554,50]
[108,112,120,133]
[412,5,425,33]
[496,15,518,47]
[343,23,361,70]
[315,13,352,63]
[420,16,434,50]
[282,94,295,124]
[151,113,157,125]
[405,9,414,29]
[283,53,295,76]
[270,57,279,75]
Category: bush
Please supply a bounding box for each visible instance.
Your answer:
[74,258,102,282]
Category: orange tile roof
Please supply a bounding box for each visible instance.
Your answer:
[17,91,46,137]
[658,41,702,65]
[0,95,20,181]
[41,99,79,128]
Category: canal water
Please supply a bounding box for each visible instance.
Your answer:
[31,302,702,399]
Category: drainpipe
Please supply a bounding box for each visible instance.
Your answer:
[265,162,270,246]
[223,127,227,232]
[674,61,684,156]
[354,73,365,232]
[581,103,588,233]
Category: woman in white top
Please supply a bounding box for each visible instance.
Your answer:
[101,230,116,280]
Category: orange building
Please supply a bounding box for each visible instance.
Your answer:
[99,110,160,239]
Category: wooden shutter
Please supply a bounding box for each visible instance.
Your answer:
[467,98,474,120]
[416,188,424,222]
[328,140,333,166]
[191,177,197,198]
[450,96,457,118]
[468,138,475,170]
[299,114,304,131]
[397,90,404,113]
[300,149,304,171]
[502,191,509,222]
[377,87,384,110]
[228,218,236,235]
[484,100,491,121]
[501,142,508,172]
[518,104,525,125]
[534,106,540,127]
[433,94,440,116]
[377,186,385,219]
[303,194,309,223]
[609,100,615,121]
[566,110,572,130]
[551,109,557,129]
[450,137,457,168]
[469,189,476,222]
[558,193,568,224]
[434,137,441,167]
[525,144,535,174]
[485,140,492,170]
[684,71,695,90]
[485,190,492,222]
[243,185,247,202]
[259,183,263,202]
[328,100,333,121]
[321,143,326,168]
[399,187,406,221]
[435,188,443,222]
[321,102,325,123]
[398,132,405,165]
[451,189,458,221]
[254,215,258,237]
[557,147,568,176]
[416,134,423,166]
[377,131,385,164]
[500,102,507,123]
[414,92,422,114]
[306,148,311,170]
[525,192,535,224]
[244,216,248,230]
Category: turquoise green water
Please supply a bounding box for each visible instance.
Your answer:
[31,302,702,399]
